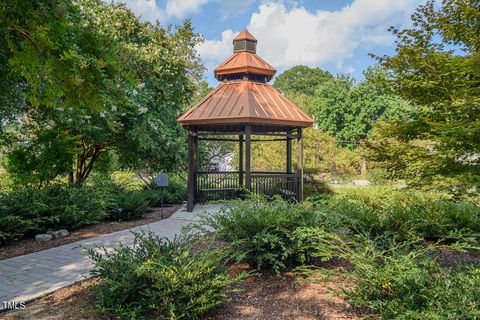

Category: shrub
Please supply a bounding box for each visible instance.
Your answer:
[0,184,116,244]
[311,187,480,243]
[304,179,332,198]
[111,171,144,191]
[111,190,151,221]
[144,175,187,206]
[197,197,336,274]
[88,231,246,320]
[328,237,480,319]
[0,178,123,243]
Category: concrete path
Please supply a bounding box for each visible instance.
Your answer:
[0,203,223,311]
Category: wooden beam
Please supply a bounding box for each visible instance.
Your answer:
[296,127,304,202]
[239,135,244,187]
[197,131,299,138]
[198,137,239,142]
[197,131,245,136]
[286,130,292,174]
[251,138,289,142]
[187,131,197,212]
[245,125,252,191]
[199,137,288,142]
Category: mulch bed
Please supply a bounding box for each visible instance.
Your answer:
[205,264,361,320]
[0,204,181,261]
[3,246,478,319]
[1,265,362,320]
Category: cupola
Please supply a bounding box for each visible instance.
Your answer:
[233,29,257,53]
[214,29,276,82]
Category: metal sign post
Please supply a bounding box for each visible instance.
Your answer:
[156,173,168,218]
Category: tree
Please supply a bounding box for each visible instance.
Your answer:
[310,68,409,148]
[273,65,333,96]
[366,0,480,187]
[0,0,203,186]
[249,93,362,178]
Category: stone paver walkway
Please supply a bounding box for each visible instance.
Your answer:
[0,203,222,311]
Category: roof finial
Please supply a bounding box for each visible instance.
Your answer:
[233,29,257,53]
[233,29,257,42]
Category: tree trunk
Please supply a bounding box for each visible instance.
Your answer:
[67,171,74,184]
[74,144,101,185]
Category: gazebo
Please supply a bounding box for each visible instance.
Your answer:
[178,29,313,211]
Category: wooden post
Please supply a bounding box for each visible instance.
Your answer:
[245,125,252,191]
[187,130,197,212]
[286,130,292,174]
[296,127,304,202]
[239,135,244,187]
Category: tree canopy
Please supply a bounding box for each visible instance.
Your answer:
[365,0,480,187]
[0,0,203,186]
[309,67,409,148]
[273,65,333,96]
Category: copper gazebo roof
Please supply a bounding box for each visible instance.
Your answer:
[178,29,314,128]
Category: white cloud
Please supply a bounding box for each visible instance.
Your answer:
[166,0,210,18]
[199,0,423,70]
[112,0,212,23]
[197,29,236,61]
[112,0,166,23]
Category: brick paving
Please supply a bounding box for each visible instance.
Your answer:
[0,204,222,311]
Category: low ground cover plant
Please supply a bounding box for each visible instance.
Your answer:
[311,187,480,243]
[0,184,115,244]
[88,231,246,320]
[0,172,187,244]
[197,188,480,318]
[197,197,337,274]
[311,235,480,319]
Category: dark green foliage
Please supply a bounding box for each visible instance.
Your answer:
[144,175,187,205]
[88,231,246,320]
[312,187,480,243]
[310,68,409,148]
[273,65,333,96]
[0,171,186,244]
[0,184,116,244]
[367,0,480,187]
[324,237,480,319]
[0,0,203,185]
[111,191,150,221]
[197,197,335,275]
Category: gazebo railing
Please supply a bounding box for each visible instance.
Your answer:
[251,172,300,201]
[195,171,300,203]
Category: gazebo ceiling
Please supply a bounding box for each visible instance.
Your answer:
[178,29,313,129]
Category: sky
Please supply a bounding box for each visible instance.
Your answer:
[112,0,426,87]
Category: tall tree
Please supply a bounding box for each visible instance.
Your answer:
[366,0,480,187]
[273,65,333,96]
[310,68,409,148]
[0,0,203,186]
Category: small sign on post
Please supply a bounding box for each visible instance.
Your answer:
[156,173,168,218]
[156,173,168,187]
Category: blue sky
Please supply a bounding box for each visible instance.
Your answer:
[113,0,425,86]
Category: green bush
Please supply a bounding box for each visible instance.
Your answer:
[111,171,144,191]
[111,190,151,221]
[311,187,480,242]
[88,231,246,320]
[197,197,335,274]
[327,237,480,319]
[144,175,187,205]
[0,184,116,244]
